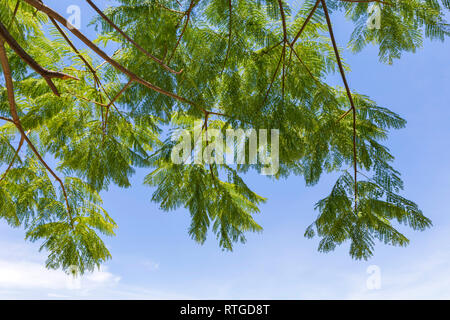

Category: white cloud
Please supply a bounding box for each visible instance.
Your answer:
[0,238,121,299]
[0,259,121,298]
[0,238,186,299]
[347,250,450,299]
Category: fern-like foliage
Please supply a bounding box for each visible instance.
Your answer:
[0,0,447,269]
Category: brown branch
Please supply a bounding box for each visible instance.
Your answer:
[220,0,233,75]
[103,79,133,133]
[290,0,320,46]
[0,116,15,123]
[85,0,182,75]
[207,111,228,117]
[154,1,184,14]
[201,109,253,126]
[340,0,392,5]
[23,0,193,105]
[8,0,21,28]
[167,0,197,64]
[200,110,218,181]
[277,0,288,43]
[95,49,121,70]
[49,17,100,86]
[281,44,286,101]
[261,41,283,55]
[286,0,319,83]
[0,21,78,96]
[336,107,352,123]
[49,13,109,118]
[289,43,321,85]
[200,109,237,124]
[0,134,24,183]
[320,0,358,211]
[202,109,210,141]
[0,39,74,228]
[277,0,288,102]
[98,81,125,118]
[105,80,132,108]
[65,92,107,107]
[259,51,284,111]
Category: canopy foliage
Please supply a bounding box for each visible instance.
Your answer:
[0,0,447,273]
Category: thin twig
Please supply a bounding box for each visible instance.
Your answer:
[220,0,233,76]
[0,116,15,123]
[0,39,74,228]
[258,40,283,55]
[154,1,184,14]
[23,0,194,105]
[277,0,288,102]
[49,17,100,86]
[286,1,320,89]
[86,0,182,74]
[0,134,24,183]
[336,107,352,122]
[167,0,197,64]
[277,0,288,43]
[290,0,320,46]
[8,0,21,29]
[289,43,321,85]
[320,0,358,212]
[200,110,218,181]
[65,92,107,107]
[103,79,133,133]
[340,0,392,5]
[0,21,78,96]
[259,51,284,111]
[95,49,121,70]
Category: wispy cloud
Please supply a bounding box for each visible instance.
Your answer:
[0,259,121,298]
[347,249,450,299]
[0,239,188,299]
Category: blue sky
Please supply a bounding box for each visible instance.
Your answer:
[0,0,449,299]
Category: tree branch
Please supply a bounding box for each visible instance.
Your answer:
[103,79,133,134]
[0,134,24,183]
[336,107,353,122]
[8,0,21,29]
[277,0,288,43]
[220,0,233,75]
[340,0,392,5]
[286,0,320,85]
[0,20,78,96]
[277,0,288,101]
[290,0,320,46]
[0,39,74,228]
[49,17,100,86]
[0,116,15,123]
[289,43,321,85]
[258,40,283,55]
[154,1,185,14]
[259,50,284,111]
[23,0,194,105]
[65,91,107,107]
[167,0,197,64]
[85,0,182,75]
[320,0,358,211]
